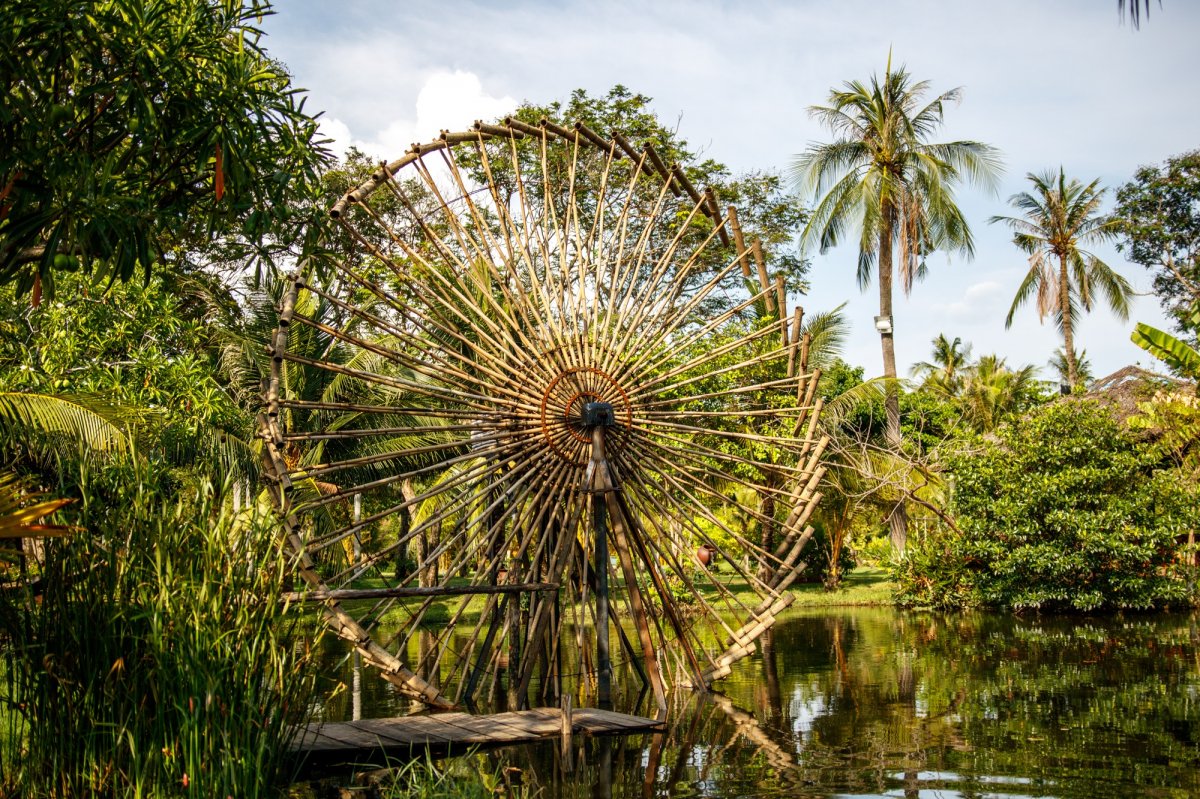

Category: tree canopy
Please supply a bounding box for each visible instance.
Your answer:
[1114,149,1200,343]
[0,0,332,299]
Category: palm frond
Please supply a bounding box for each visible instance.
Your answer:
[0,472,75,547]
[0,392,133,454]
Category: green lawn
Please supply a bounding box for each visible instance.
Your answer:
[787,566,896,607]
[324,565,896,629]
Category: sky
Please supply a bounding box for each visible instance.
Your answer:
[259,0,1199,384]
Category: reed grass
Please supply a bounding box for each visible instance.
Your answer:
[0,462,315,797]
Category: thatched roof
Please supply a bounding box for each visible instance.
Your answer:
[1085,365,1196,421]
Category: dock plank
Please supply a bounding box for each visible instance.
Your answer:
[292,706,663,762]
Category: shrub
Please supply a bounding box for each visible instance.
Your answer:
[896,400,1199,611]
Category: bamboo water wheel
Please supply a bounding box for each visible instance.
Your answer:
[259,117,829,712]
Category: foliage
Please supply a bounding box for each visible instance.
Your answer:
[1114,149,1200,343]
[0,273,254,484]
[0,471,72,547]
[368,754,530,799]
[991,168,1133,389]
[957,353,1043,433]
[910,334,972,396]
[1119,0,1160,28]
[0,0,333,297]
[896,400,1199,611]
[0,465,313,796]
[0,391,132,474]
[1128,389,1200,479]
[1132,312,1200,381]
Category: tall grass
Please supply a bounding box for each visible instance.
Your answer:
[0,462,314,797]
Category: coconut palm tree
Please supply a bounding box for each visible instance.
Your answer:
[1047,346,1094,391]
[791,55,1001,552]
[959,354,1041,433]
[911,334,973,397]
[991,168,1133,390]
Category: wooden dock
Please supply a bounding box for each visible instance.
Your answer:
[293,707,664,762]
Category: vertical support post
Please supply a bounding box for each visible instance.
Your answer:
[351,494,363,564]
[591,425,613,707]
[351,651,362,721]
[560,692,574,774]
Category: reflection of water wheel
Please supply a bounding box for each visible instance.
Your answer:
[260,118,828,712]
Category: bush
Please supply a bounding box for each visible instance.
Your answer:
[895,400,1199,611]
[0,463,314,797]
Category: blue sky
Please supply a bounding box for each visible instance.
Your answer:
[260,0,1199,383]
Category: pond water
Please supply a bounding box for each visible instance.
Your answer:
[304,608,1200,798]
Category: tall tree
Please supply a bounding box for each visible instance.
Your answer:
[991,168,1133,389]
[791,56,1000,553]
[1114,150,1200,345]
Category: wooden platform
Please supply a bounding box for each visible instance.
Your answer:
[293,707,664,762]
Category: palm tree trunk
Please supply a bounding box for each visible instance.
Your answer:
[1060,255,1079,389]
[879,202,908,554]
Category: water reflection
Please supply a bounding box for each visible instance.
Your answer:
[307,609,1200,798]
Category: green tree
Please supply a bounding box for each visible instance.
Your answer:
[897,400,1197,611]
[958,353,1042,433]
[1114,149,1200,345]
[910,334,972,397]
[791,57,1001,552]
[991,168,1133,389]
[0,273,255,487]
[0,0,332,297]
[1048,346,1094,389]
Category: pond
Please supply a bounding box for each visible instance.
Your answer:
[303,608,1200,798]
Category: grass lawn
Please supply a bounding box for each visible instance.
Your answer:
[325,565,896,629]
[787,566,896,607]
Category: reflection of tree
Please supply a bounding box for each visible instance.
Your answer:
[345,609,1200,798]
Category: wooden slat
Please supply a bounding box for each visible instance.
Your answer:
[430,714,531,743]
[574,707,665,731]
[291,707,663,759]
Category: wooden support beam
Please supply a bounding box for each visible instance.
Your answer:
[727,206,752,278]
[751,238,774,316]
[282,582,558,603]
[641,143,678,195]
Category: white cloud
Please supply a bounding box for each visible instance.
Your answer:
[320,71,517,161]
[317,117,353,160]
[934,280,1003,317]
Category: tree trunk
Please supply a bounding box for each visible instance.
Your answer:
[1060,255,1079,389]
[878,202,908,555]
